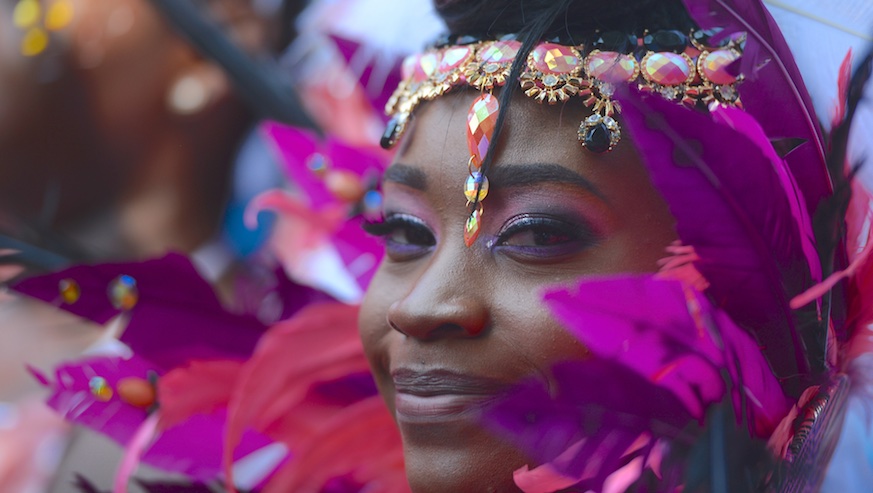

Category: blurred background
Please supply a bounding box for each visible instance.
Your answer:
[0,0,441,491]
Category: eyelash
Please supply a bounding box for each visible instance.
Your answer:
[364,212,598,262]
[492,214,599,260]
[362,214,436,260]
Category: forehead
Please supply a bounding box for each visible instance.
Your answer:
[392,89,648,194]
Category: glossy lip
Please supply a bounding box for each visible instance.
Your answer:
[391,368,508,423]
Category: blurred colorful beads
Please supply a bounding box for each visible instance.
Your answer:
[58,278,80,304]
[117,377,156,409]
[89,376,113,401]
[108,275,138,311]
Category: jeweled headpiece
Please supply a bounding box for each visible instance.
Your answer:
[381,29,745,246]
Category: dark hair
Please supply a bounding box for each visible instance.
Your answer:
[434,0,696,41]
[435,0,697,204]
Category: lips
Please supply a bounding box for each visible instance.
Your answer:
[391,368,508,422]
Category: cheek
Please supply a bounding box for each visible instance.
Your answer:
[490,278,589,370]
[358,268,397,373]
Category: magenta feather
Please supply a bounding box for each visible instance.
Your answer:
[543,275,791,436]
[11,254,271,371]
[483,275,789,491]
[683,0,831,214]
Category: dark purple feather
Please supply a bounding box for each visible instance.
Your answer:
[682,0,831,216]
[483,359,693,491]
[617,87,821,392]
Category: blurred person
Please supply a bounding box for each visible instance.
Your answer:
[0,1,305,492]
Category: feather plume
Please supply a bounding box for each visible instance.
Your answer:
[484,275,788,492]
[617,87,821,390]
[683,0,831,215]
[223,303,390,492]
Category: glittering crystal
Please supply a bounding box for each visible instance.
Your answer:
[439,46,472,73]
[660,86,679,99]
[108,274,138,311]
[701,49,740,85]
[413,52,439,82]
[586,51,637,83]
[89,376,113,401]
[542,74,559,87]
[464,172,489,202]
[587,114,602,124]
[598,82,615,97]
[467,93,500,165]
[483,63,500,74]
[478,40,521,64]
[603,116,617,129]
[464,208,482,247]
[719,85,738,101]
[642,52,692,86]
[531,43,580,74]
[381,113,406,149]
[59,278,80,304]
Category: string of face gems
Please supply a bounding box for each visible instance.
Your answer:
[381,29,745,246]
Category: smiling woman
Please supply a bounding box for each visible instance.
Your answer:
[356,0,873,491]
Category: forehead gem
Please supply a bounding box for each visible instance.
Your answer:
[464,208,483,247]
[464,172,490,202]
[700,49,740,85]
[586,51,638,83]
[642,52,693,86]
[531,43,580,74]
[466,93,500,166]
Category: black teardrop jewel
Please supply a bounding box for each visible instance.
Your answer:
[578,114,621,153]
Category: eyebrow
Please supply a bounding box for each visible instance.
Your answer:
[489,163,603,199]
[383,164,427,190]
[383,162,603,199]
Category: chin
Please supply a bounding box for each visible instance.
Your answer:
[402,434,526,493]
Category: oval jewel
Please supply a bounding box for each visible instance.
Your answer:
[464,172,489,202]
[586,51,637,83]
[531,43,579,74]
[701,49,740,85]
[643,52,692,86]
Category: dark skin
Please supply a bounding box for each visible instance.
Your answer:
[359,90,679,492]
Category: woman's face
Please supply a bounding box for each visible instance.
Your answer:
[359,90,678,492]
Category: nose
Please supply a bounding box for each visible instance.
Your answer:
[386,248,489,340]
